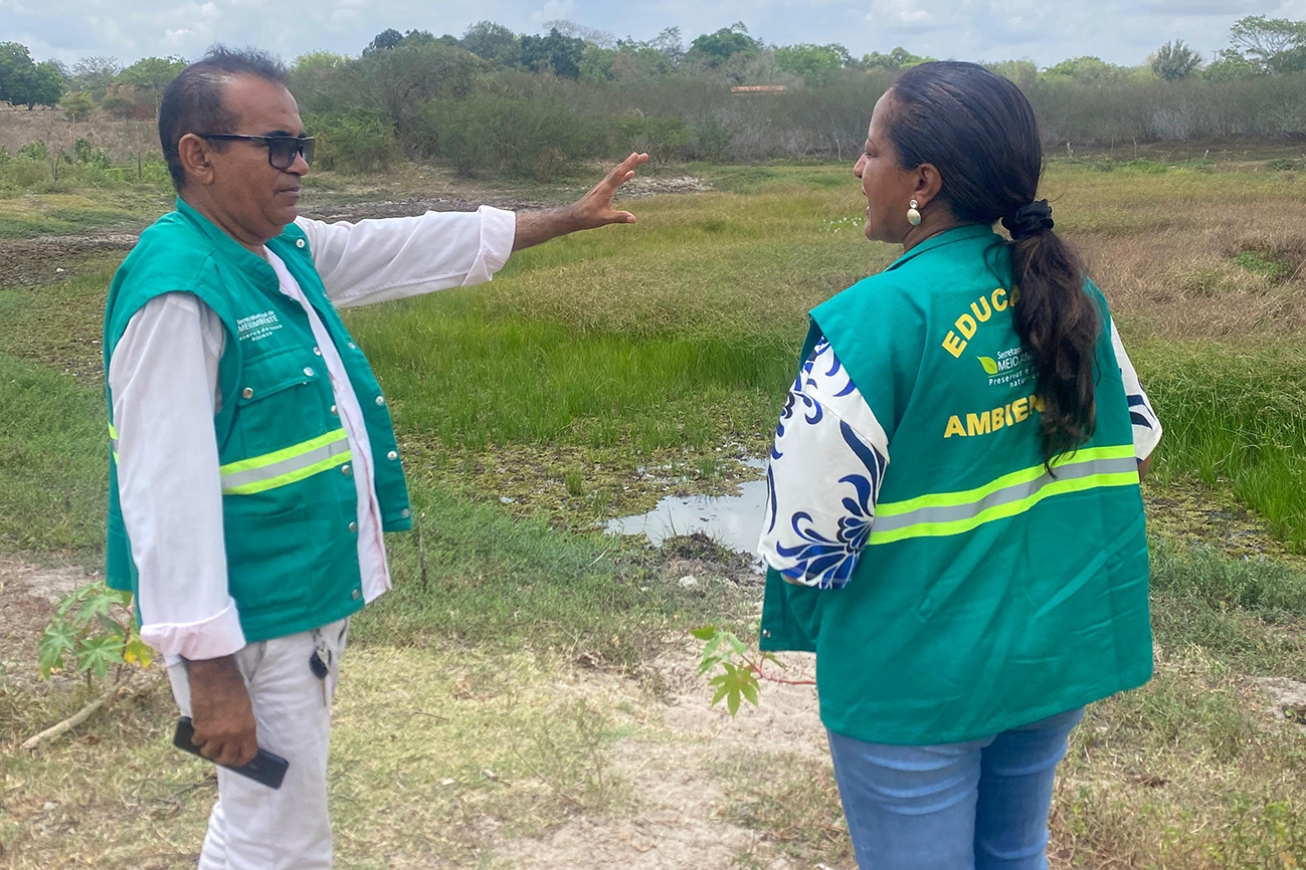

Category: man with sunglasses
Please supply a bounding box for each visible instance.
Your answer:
[103,46,648,870]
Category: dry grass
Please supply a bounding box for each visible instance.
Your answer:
[0,107,156,164]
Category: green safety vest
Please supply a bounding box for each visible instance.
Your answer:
[759,224,1153,746]
[103,198,412,644]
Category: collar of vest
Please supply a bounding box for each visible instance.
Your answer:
[886,223,1000,273]
[173,197,288,287]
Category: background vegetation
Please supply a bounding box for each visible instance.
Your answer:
[2,15,1306,183]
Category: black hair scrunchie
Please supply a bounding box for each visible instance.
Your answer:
[1002,200,1054,241]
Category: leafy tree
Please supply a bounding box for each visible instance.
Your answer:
[117,56,187,99]
[541,19,617,49]
[365,28,405,54]
[648,27,685,66]
[26,62,65,109]
[1203,48,1260,81]
[293,51,349,75]
[0,42,38,107]
[686,23,760,68]
[775,43,851,86]
[985,60,1038,88]
[1150,40,1204,80]
[606,28,683,81]
[61,89,94,121]
[579,44,617,82]
[519,28,585,79]
[357,42,485,135]
[1230,15,1306,74]
[461,21,521,68]
[70,56,120,101]
[861,46,932,71]
[1044,55,1128,84]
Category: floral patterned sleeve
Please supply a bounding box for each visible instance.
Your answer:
[758,339,890,590]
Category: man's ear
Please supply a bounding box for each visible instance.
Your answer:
[177,133,216,187]
[912,163,944,210]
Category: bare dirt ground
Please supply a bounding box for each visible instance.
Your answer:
[0,559,92,691]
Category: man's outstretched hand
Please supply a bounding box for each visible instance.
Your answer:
[512,152,649,251]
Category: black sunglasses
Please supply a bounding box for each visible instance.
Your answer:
[198,134,315,170]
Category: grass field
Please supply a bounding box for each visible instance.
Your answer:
[2,157,1306,868]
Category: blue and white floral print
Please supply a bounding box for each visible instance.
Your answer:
[759,339,890,590]
[1109,319,1162,462]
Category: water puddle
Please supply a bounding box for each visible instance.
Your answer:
[605,460,769,560]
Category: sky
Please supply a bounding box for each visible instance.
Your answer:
[3,0,1306,70]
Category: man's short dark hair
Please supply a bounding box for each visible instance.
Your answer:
[159,46,289,192]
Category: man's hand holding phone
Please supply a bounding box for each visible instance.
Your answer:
[184,655,258,766]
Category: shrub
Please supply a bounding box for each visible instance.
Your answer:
[73,138,111,168]
[60,90,94,122]
[693,115,735,161]
[304,110,397,173]
[419,96,604,180]
[18,141,48,162]
[611,113,692,162]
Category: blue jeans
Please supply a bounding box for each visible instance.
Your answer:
[827,708,1084,870]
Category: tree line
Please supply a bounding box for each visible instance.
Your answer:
[2,15,1305,180]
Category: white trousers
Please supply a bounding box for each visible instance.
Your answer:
[168,619,348,870]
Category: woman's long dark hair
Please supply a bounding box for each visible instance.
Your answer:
[888,61,1098,463]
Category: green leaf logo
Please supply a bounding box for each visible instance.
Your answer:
[978,356,999,375]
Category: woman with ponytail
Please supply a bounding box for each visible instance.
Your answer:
[757,62,1161,870]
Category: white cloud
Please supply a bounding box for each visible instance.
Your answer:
[531,0,575,25]
[866,0,937,29]
[4,0,1298,67]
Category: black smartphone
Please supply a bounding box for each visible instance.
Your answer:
[173,717,289,790]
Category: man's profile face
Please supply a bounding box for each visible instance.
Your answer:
[205,75,308,241]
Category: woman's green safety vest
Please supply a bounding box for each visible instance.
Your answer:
[103,199,412,644]
[760,224,1153,746]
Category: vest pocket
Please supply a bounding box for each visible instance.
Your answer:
[229,347,332,460]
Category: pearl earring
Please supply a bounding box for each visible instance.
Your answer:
[907,199,922,226]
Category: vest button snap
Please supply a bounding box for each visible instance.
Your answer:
[313,347,322,356]
[330,404,338,415]
[296,239,305,248]
[342,464,352,476]
[375,396,385,406]
[241,387,254,399]
[348,521,357,533]
[352,589,361,600]
[402,508,411,518]
[303,366,315,377]
[387,450,398,461]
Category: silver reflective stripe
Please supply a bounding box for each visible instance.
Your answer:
[220,437,351,492]
[870,455,1139,533]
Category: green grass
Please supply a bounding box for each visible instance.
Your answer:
[4,159,1306,870]
[1135,341,1306,548]
[0,354,106,552]
[1149,541,1306,680]
[355,485,733,666]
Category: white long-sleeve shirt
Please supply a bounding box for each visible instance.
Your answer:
[110,206,516,660]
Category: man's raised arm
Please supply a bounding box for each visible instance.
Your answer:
[298,153,649,309]
[512,152,649,250]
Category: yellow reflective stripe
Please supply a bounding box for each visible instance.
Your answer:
[869,470,1139,546]
[219,429,347,476]
[875,444,1135,517]
[220,429,351,495]
[108,422,119,464]
[222,449,351,495]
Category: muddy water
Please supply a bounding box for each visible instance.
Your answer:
[605,461,770,562]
